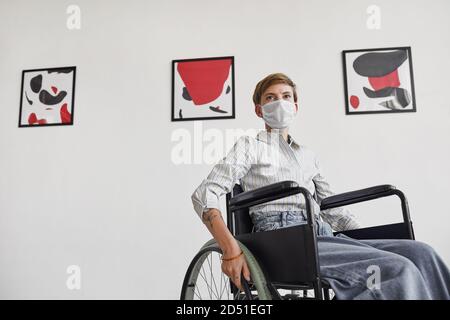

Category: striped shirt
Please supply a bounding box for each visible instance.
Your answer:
[191,129,360,232]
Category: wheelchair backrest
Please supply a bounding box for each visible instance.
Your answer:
[226,184,254,236]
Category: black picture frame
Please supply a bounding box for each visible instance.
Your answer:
[342,47,416,115]
[171,56,235,122]
[19,66,76,127]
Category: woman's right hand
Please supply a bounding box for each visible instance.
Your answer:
[221,246,251,291]
[200,208,252,291]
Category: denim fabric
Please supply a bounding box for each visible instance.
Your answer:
[318,236,450,300]
[251,210,334,237]
[250,210,450,300]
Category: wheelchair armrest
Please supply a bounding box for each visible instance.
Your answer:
[320,184,415,240]
[320,184,396,210]
[229,180,313,214]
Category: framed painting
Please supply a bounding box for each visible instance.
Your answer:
[19,66,76,127]
[342,47,416,115]
[172,56,235,121]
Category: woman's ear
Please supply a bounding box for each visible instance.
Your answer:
[255,104,263,118]
[295,102,299,112]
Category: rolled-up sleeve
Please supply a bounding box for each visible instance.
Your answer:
[312,155,360,232]
[191,135,254,219]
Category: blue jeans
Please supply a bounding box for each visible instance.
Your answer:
[251,210,450,300]
[252,210,334,236]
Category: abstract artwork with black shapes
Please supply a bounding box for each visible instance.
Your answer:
[342,47,416,114]
[172,56,235,121]
[19,66,76,127]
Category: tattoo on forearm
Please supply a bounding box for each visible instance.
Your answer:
[202,211,223,228]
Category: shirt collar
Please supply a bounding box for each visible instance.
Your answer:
[256,130,300,149]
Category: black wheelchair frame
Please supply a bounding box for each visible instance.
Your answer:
[226,180,415,299]
[180,180,415,300]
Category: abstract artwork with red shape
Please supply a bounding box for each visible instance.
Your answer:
[19,66,76,127]
[343,47,416,115]
[172,56,235,121]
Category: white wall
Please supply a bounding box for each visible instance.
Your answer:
[0,0,449,299]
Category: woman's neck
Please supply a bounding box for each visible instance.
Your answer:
[265,125,289,141]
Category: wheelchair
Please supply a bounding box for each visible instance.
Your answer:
[180,180,415,300]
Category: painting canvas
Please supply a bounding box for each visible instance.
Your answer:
[172,56,235,121]
[342,47,416,114]
[19,66,76,127]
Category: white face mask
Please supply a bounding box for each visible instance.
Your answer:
[261,100,297,129]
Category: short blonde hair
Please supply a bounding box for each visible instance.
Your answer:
[252,73,298,105]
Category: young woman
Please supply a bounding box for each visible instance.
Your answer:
[191,73,450,299]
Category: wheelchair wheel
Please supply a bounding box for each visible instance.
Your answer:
[180,240,272,300]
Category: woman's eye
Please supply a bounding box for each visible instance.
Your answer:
[284,95,291,99]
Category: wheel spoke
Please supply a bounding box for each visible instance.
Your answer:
[219,255,224,299]
[206,253,221,299]
[199,264,219,299]
[224,272,231,298]
[198,264,211,298]
[219,260,231,299]
[193,286,203,300]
